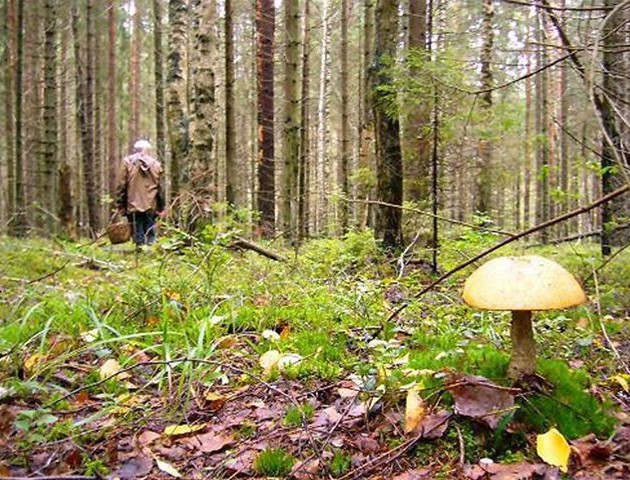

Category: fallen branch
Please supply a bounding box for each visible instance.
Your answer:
[384,184,630,324]
[229,236,285,262]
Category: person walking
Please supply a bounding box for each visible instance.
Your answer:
[116,139,165,247]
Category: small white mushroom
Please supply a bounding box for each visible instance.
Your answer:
[462,255,586,380]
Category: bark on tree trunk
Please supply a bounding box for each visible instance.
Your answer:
[108,0,118,201]
[256,0,275,236]
[41,0,57,233]
[315,0,331,235]
[339,0,350,232]
[167,0,189,199]
[190,0,217,197]
[4,0,16,233]
[358,0,375,229]
[129,0,141,146]
[225,0,238,206]
[298,0,311,242]
[12,0,26,236]
[373,0,403,249]
[601,0,630,255]
[281,0,300,240]
[405,0,430,204]
[475,0,494,217]
[153,0,166,169]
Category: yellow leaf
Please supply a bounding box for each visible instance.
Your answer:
[536,428,571,473]
[163,424,205,437]
[404,389,426,433]
[611,375,629,393]
[259,350,281,376]
[155,458,182,478]
[23,353,47,374]
[99,359,131,381]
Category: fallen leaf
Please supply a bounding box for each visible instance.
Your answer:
[215,335,238,349]
[137,430,161,446]
[115,455,153,479]
[203,392,227,411]
[611,374,629,392]
[392,468,432,480]
[23,353,47,374]
[337,387,358,398]
[404,389,426,433]
[80,328,99,342]
[537,428,570,473]
[448,374,516,429]
[278,353,303,371]
[99,359,131,381]
[163,424,205,437]
[259,349,281,375]
[417,411,451,439]
[182,432,234,453]
[262,329,280,341]
[156,458,182,478]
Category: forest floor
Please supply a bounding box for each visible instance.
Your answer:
[0,225,629,479]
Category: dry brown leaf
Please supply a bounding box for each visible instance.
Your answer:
[182,432,234,453]
[99,359,131,381]
[137,430,161,446]
[404,389,426,433]
[114,454,153,479]
[448,374,516,429]
[392,468,432,480]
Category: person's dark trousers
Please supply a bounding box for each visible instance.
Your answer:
[127,211,157,245]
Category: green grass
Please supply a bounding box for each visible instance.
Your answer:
[253,447,296,477]
[0,229,627,467]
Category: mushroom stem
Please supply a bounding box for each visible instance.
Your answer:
[508,310,536,380]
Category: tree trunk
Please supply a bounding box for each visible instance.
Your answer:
[475,0,494,217]
[39,0,57,233]
[524,21,532,230]
[405,0,430,204]
[338,0,350,232]
[373,0,403,249]
[358,0,375,229]
[298,0,311,242]
[4,0,16,233]
[12,0,26,236]
[256,0,275,236]
[80,0,99,234]
[315,0,331,234]
[535,11,549,243]
[167,0,189,199]
[190,0,216,197]
[225,0,238,206]
[57,0,74,238]
[108,0,118,201]
[153,0,166,166]
[281,0,300,240]
[129,0,141,145]
[601,0,629,255]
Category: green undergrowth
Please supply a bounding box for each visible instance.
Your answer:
[1,226,627,465]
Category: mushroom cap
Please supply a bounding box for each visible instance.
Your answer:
[462,255,586,311]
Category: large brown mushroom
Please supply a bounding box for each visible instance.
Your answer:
[462,255,586,380]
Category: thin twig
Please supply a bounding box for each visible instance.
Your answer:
[346,198,515,237]
[336,413,452,480]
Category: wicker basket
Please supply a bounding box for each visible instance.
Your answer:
[107,220,132,244]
